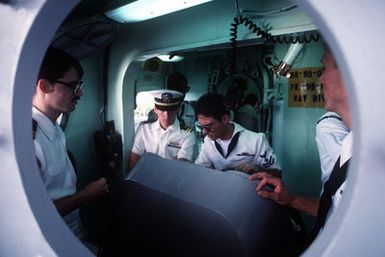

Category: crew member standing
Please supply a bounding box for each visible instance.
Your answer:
[32,47,108,239]
[252,46,352,250]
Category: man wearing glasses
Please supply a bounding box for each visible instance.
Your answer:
[194,93,281,176]
[32,47,108,239]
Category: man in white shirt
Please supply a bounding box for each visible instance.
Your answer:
[129,89,195,170]
[251,46,352,248]
[32,47,108,238]
[194,93,281,175]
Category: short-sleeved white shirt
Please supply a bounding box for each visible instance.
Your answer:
[132,118,195,161]
[195,122,281,171]
[32,107,81,236]
[33,107,77,199]
[316,112,349,184]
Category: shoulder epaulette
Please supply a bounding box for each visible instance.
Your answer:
[179,121,193,133]
[184,127,193,133]
[139,119,157,126]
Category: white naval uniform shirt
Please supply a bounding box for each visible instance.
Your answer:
[195,122,281,171]
[316,111,350,184]
[32,107,81,236]
[132,118,195,161]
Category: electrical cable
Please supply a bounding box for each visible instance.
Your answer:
[228,15,319,139]
[229,15,319,74]
[240,4,297,17]
[229,15,271,75]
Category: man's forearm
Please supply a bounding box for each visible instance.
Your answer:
[289,196,319,217]
[53,192,88,216]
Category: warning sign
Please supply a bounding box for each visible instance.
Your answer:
[288,67,324,108]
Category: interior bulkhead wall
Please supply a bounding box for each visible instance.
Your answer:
[55,0,327,236]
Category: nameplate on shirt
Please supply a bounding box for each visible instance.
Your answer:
[167,142,182,149]
[236,153,256,157]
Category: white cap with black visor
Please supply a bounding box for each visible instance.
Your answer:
[150,89,183,111]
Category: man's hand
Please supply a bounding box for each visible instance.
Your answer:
[81,177,109,199]
[54,177,109,216]
[249,172,293,206]
[249,172,319,216]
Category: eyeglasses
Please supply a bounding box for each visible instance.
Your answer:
[55,80,84,94]
[196,122,216,132]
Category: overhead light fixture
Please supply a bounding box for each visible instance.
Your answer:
[157,54,184,62]
[105,0,213,23]
[272,42,304,78]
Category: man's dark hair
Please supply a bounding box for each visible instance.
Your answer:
[166,72,189,94]
[38,47,83,83]
[195,93,229,121]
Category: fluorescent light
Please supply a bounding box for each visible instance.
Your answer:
[157,55,184,62]
[105,0,213,23]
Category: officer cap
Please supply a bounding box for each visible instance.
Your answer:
[150,89,183,111]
